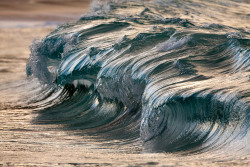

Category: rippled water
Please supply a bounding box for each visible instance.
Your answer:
[1,0,249,166]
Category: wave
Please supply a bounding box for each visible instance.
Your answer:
[23,0,250,155]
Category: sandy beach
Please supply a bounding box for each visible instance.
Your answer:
[0,0,249,166]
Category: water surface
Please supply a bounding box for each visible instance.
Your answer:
[0,0,249,166]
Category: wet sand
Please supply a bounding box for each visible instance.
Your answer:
[0,0,249,166]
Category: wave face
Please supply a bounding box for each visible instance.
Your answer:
[25,0,250,155]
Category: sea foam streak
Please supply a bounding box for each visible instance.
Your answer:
[25,0,249,155]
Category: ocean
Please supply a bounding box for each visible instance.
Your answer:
[0,0,249,166]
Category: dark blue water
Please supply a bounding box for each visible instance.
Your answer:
[24,0,249,156]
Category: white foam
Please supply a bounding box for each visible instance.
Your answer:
[157,36,191,52]
[0,20,60,28]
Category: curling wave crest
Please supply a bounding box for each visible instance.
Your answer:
[25,0,250,155]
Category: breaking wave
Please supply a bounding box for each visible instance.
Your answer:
[22,0,250,155]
